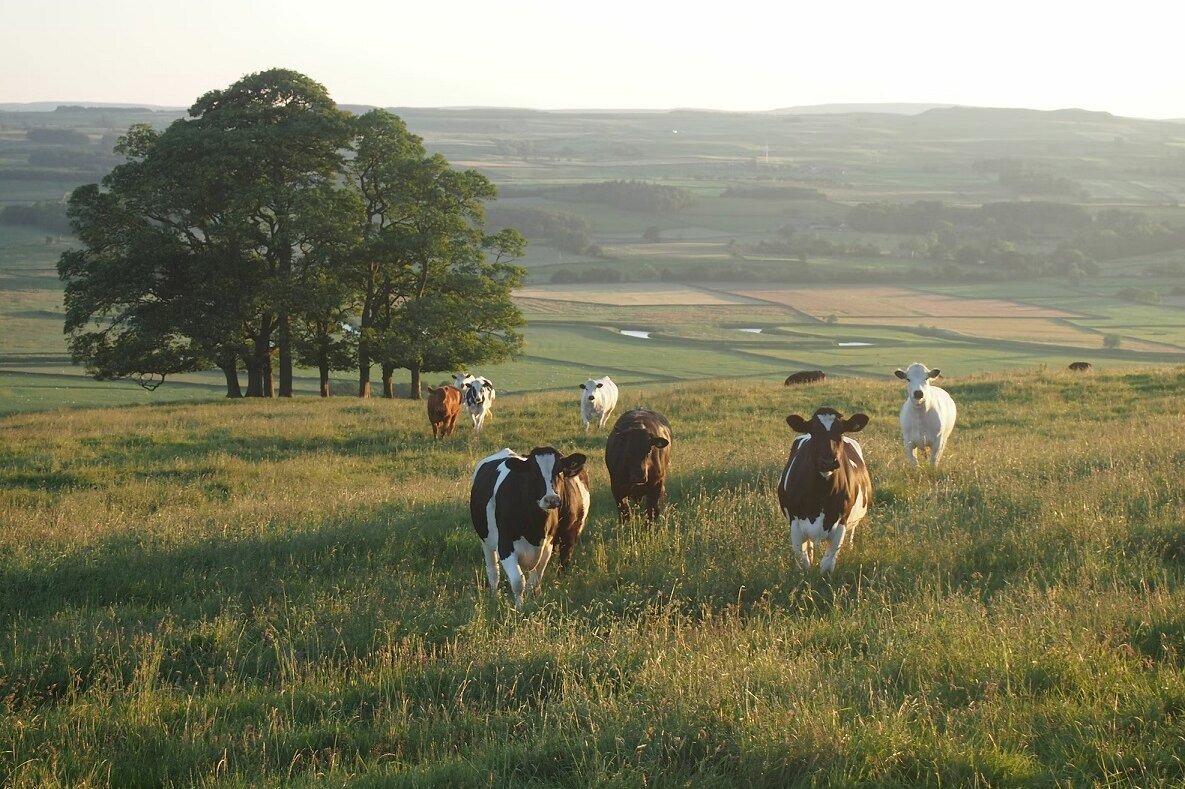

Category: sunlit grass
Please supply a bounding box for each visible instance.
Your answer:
[2,367,1185,784]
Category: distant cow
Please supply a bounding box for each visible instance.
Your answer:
[578,376,620,433]
[777,407,872,575]
[784,370,826,385]
[896,362,957,467]
[605,408,672,521]
[470,447,590,607]
[1068,361,1093,372]
[425,385,461,439]
[455,373,495,433]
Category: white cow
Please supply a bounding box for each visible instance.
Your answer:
[455,372,495,433]
[896,362,957,467]
[578,376,619,433]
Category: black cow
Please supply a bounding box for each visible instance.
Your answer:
[605,408,672,521]
[1068,361,1093,372]
[776,407,872,575]
[470,447,589,607]
[784,370,826,385]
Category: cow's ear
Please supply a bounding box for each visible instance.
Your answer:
[928,369,941,379]
[786,414,811,432]
[596,382,603,388]
[506,458,531,473]
[577,383,587,389]
[894,369,907,380]
[483,380,495,389]
[562,453,587,475]
[843,413,870,433]
[650,436,670,449]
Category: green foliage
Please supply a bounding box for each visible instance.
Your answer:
[2,369,1185,784]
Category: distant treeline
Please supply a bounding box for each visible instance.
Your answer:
[25,128,91,145]
[486,206,601,256]
[0,201,71,234]
[974,159,1086,197]
[848,200,1185,269]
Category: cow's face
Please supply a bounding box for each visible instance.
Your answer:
[508,449,588,510]
[787,409,869,480]
[895,363,940,407]
[617,428,670,484]
[465,379,493,405]
[579,379,604,403]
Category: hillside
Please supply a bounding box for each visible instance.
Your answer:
[2,367,1184,785]
[1,102,1184,413]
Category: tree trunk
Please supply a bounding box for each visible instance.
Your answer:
[278,313,293,397]
[221,360,243,398]
[357,338,372,398]
[318,345,331,398]
[382,363,396,399]
[408,363,422,400]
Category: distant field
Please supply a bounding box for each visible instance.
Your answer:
[725,285,1080,319]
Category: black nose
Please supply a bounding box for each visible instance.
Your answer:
[912,390,924,400]
[821,458,840,471]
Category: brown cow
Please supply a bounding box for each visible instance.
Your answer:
[784,370,826,385]
[1068,361,1093,372]
[605,408,672,521]
[425,385,461,439]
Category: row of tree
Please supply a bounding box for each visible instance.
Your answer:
[58,69,527,399]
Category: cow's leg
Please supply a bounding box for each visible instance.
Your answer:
[583,417,591,434]
[599,408,614,429]
[820,524,847,575]
[644,487,664,521]
[526,540,554,595]
[789,519,812,571]
[903,440,919,467]
[930,436,946,466]
[482,543,500,593]
[500,554,526,608]
[614,490,632,522]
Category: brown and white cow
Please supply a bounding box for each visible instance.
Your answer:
[470,447,590,608]
[605,408,672,521]
[425,385,461,439]
[776,407,872,575]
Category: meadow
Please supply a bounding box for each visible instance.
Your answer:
[3,366,1185,785]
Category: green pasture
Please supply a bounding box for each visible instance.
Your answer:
[3,369,1185,785]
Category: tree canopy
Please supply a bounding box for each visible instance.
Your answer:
[59,69,526,399]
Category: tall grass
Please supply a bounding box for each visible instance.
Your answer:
[2,367,1184,786]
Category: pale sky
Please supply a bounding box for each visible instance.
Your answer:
[2,0,1181,118]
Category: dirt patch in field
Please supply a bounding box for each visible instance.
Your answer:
[724,285,1082,319]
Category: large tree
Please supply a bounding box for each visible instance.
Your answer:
[60,69,352,397]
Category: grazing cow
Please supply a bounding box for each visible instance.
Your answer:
[895,362,957,467]
[578,376,620,433]
[425,385,461,439]
[1068,361,1093,372]
[470,447,590,607]
[777,407,872,575]
[784,370,826,386]
[455,374,495,433]
[605,408,672,521]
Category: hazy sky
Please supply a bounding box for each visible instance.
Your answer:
[3,0,1181,118]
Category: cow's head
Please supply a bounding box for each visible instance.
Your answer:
[615,427,670,484]
[453,372,473,391]
[465,378,494,405]
[895,362,941,407]
[786,408,869,480]
[579,379,604,403]
[507,448,588,510]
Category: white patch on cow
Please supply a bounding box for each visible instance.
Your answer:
[815,413,837,431]
[848,487,868,526]
[534,452,559,509]
[781,435,809,492]
[842,435,865,462]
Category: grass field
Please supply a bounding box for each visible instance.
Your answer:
[3,368,1185,785]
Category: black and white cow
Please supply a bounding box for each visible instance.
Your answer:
[454,372,496,433]
[776,407,872,575]
[470,447,590,607]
